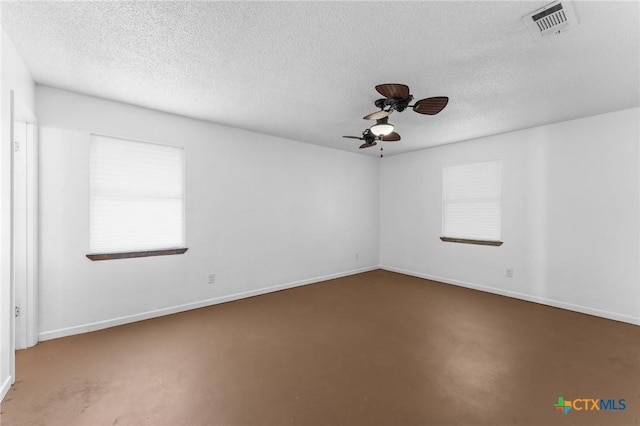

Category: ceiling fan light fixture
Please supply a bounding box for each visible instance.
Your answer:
[370,117,394,136]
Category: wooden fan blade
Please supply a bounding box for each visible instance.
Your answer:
[363,110,390,120]
[375,83,410,99]
[343,136,364,140]
[413,96,449,115]
[359,141,378,149]
[381,132,401,142]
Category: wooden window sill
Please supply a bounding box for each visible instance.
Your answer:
[86,248,188,261]
[440,237,503,246]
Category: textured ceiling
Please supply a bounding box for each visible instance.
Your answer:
[2,1,639,156]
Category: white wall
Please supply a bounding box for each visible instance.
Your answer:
[23,83,640,369]
[380,108,640,325]
[1,30,36,400]
[36,86,379,340]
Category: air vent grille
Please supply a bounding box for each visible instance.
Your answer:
[533,4,566,31]
[523,1,578,40]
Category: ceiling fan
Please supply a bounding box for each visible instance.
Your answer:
[343,83,448,156]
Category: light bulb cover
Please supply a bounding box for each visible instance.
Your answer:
[370,123,394,136]
[370,117,394,136]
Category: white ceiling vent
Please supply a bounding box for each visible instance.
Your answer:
[523,1,578,40]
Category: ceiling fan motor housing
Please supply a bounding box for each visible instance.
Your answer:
[374,98,387,109]
[375,95,414,113]
[394,95,413,112]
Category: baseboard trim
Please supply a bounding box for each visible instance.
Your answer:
[380,265,640,326]
[1,374,12,402]
[38,266,379,342]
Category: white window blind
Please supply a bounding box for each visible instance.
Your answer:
[90,135,185,254]
[442,160,501,241]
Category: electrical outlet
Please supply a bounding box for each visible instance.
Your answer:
[505,268,513,278]
[208,273,216,284]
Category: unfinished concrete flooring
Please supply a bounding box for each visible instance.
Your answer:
[1,270,638,425]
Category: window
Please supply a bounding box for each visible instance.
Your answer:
[87,135,187,260]
[441,160,502,246]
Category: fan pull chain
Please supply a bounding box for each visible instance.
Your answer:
[380,145,383,158]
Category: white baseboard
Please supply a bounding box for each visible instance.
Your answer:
[1,374,12,402]
[38,266,379,342]
[380,265,640,326]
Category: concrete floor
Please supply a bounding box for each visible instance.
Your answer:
[1,270,638,425]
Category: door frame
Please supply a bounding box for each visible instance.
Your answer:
[10,91,39,365]
[12,117,38,350]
